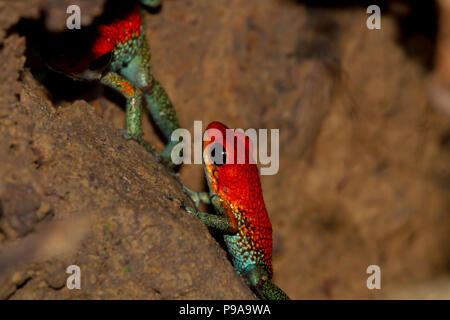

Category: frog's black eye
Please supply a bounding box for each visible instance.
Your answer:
[88,52,112,71]
[210,143,227,167]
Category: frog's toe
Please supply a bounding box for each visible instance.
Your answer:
[165,195,196,215]
[121,129,139,141]
[177,198,195,213]
[156,152,178,170]
[182,186,201,207]
[183,205,197,216]
[165,194,176,201]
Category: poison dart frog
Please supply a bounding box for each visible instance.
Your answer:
[182,121,290,300]
[47,0,179,166]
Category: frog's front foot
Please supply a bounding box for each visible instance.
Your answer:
[121,129,147,150]
[124,131,177,170]
[182,185,211,208]
[182,185,201,208]
[156,152,178,171]
[166,194,197,216]
[159,140,180,169]
[121,129,159,157]
[121,129,141,142]
[182,203,198,216]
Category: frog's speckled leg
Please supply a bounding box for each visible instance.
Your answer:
[180,194,238,234]
[180,187,289,300]
[244,265,290,300]
[120,39,180,165]
[183,205,239,234]
[100,72,143,140]
[182,184,210,207]
[259,279,291,300]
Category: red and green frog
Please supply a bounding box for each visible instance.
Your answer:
[47,0,179,166]
[181,121,290,300]
[47,1,288,299]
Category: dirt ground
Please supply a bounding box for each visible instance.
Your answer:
[0,0,449,299]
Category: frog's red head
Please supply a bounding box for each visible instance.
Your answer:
[203,121,273,271]
[92,4,143,59]
[203,121,255,166]
[203,121,258,195]
[203,121,261,201]
[47,4,141,80]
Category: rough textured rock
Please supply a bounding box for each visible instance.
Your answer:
[0,3,254,298]
[0,0,449,299]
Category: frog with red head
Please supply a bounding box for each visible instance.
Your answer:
[183,121,290,300]
[47,0,179,166]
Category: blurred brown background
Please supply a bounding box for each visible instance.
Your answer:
[148,0,450,299]
[0,0,449,299]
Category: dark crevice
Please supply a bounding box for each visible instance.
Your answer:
[8,14,102,104]
[392,1,438,70]
[5,276,32,300]
[6,1,141,106]
[7,1,171,145]
[441,130,450,149]
[287,0,438,71]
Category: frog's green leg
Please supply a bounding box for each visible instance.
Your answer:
[100,72,143,141]
[180,194,238,234]
[182,185,210,207]
[183,205,238,234]
[119,39,180,165]
[100,72,159,157]
[243,265,291,300]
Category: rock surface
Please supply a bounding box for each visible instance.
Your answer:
[0,0,449,299]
